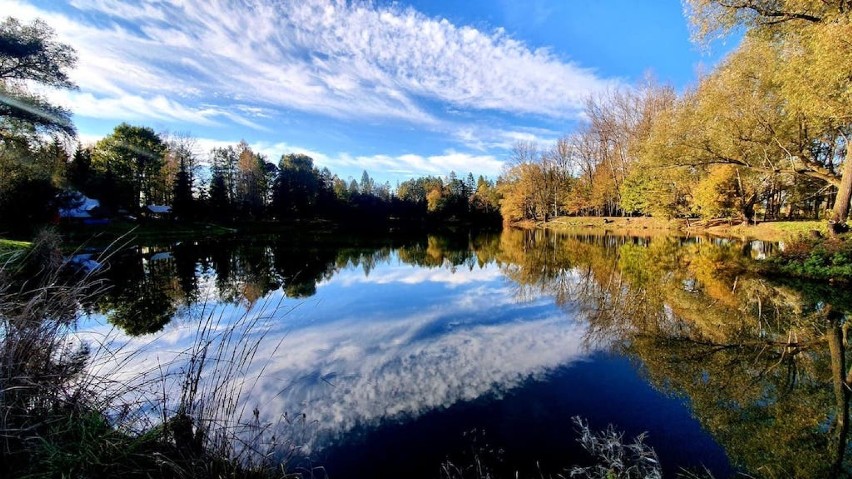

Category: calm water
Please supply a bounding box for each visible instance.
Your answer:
[80,229,850,478]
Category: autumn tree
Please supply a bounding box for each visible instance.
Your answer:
[686,0,852,232]
[235,140,269,218]
[498,142,564,222]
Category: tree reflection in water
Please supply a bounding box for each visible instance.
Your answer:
[501,229,852,478]
[92,228,851,476]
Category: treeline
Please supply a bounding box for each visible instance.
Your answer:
[2,123,502,234]
[498,0,852,234]
[60,124,501,227]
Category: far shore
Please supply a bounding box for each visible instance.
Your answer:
[513,216,828,243]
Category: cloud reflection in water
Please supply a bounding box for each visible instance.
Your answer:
[88,254,594,453]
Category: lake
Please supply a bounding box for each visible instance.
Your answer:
[80,228,849,478]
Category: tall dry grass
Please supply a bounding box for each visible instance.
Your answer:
[0,229,306,478]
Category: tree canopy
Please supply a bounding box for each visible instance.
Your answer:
[0,16,76,138]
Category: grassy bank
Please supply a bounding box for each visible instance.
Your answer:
[0,231,293,478]
[524,216,851,281]
[58,220,238,247]
[697,219,827,242]
[526,216,680,237]
[526,216,828,243]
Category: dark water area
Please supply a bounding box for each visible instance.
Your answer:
[317,353,730,479]
[80,229,852,478]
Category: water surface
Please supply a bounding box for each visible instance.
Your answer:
[82,229,851,477]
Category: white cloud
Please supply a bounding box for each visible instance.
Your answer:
[452,124,563,151]
[4,0,617,131]
[332,263,505,288]
[83,266,592,453]
[72,131,506,179]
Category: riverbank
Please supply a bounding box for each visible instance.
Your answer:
[43,217,500,249]
[519,216,828,243]
[0,231,290,478]
[519,216,851,281]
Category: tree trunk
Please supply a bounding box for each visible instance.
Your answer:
[830,145,852,235]
[742,204,755,225]
[828,317,850,475]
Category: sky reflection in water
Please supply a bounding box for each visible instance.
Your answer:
[81,239,731,477]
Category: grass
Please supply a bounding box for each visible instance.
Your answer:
[0,238,31,251]
[535,216,679,235]
[527,216,830,243]
[569,417,663,479]
[439,417,711,479]
[700,220,827,242]
[0,229,300,478]
[515,216,683,242]
[0,238,31,265]
[59,220,238,247]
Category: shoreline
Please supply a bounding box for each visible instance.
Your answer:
[512,216,828,243]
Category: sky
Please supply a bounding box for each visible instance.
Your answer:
[4,0,732,184]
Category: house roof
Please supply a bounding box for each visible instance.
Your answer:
[59,195,100,218]
[146,205,172,214]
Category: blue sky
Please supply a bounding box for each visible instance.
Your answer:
[5,0,731,184]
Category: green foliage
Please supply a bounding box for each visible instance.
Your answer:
[91,123,167,211]
[0,138,69,234]
[0,16,77,138]
[768,235,852,280]
[620,162,693,219]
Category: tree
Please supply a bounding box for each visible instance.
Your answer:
[210,146,238,205]
[273,153,319,217]
[498,141,571,222]
[172,159,194,220]
[686,0,852,232]
[166,132,201,193]
[235,140,267,218]
[359,170,375,196]
[641,37,844,222]
[67,143,92,194]
[0,16,77,232]
[91,123,167,211]
[207,170,230,220]
[0,146,58,233]
[0,17,76,138]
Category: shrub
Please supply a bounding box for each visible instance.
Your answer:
[769,235,852,280]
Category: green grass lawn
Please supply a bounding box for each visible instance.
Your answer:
[0,238,32,267]
[0,238,31,251]
[58,221,238,247]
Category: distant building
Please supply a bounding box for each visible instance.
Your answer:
[145,204,172,219]
[58,192,107,224]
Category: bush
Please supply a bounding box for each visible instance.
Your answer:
[768,235,852,280]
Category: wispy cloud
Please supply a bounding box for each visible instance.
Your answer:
[6,0,616,132]
[333,263,505,288]
[193,138,506,179]
[84,260,592,453]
